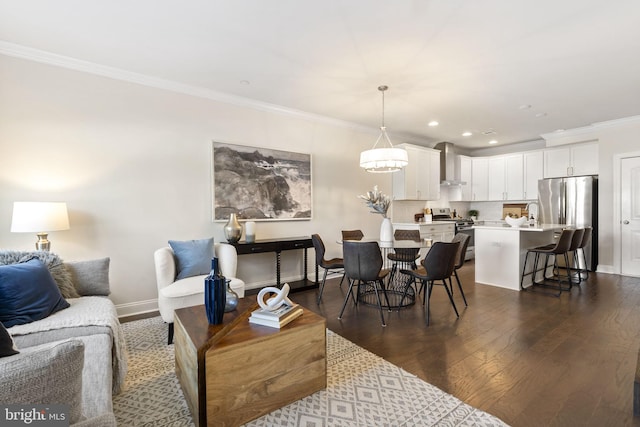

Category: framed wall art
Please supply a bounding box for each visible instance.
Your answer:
[212,142,312,221]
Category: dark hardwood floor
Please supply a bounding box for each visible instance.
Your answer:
[291,262,640,427]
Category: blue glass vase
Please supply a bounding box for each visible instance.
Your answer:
[204,258,226,325]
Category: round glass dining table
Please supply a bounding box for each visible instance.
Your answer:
[339,238,433,309]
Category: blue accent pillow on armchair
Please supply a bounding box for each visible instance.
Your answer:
[168,238,214,280]
[0,259,70,328]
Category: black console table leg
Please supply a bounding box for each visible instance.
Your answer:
[276,250,282,288]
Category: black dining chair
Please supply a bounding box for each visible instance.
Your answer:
[311,234,345,304]
[450,232,470,307]
[338,240,390,327]
[341,229,364,241]
[387,229,421,283]
[400,241,460,326]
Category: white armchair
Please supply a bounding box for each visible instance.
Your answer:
[154,243,245,344]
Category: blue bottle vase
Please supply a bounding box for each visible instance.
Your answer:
[204,259,226,325]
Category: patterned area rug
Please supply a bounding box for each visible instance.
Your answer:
[114,316,508,426]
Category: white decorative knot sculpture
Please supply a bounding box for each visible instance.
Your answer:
[257,283,294,311]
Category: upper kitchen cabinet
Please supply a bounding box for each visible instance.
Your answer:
[523,150,543,200]
[456,155,473,201]
[471,157,489,201]
[488,154,524,201]
[392,144,440,200]
[543,142,599,178]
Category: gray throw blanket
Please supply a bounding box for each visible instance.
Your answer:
[7,297,128,394]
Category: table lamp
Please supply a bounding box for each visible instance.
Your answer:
[10,202,70,251]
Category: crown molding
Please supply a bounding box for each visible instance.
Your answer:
[0,40,423,139]
[541,115,640,146]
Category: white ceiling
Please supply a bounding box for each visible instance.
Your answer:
[1,0,639,148]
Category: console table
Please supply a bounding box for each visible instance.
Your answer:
[230,236,318,289]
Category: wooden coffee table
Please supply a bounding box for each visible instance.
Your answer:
[174,298,327,426]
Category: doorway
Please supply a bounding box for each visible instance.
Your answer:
[620,156,640,276]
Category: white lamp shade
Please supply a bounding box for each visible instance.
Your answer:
[11,202,70,232]
[360,147,409,173]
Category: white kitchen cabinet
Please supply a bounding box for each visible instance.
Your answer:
[457,155,472,201]
[471,157,489,201]
[543,142,599,178]
[523,150,543,200]
[417,223,456,242]
[392,144,440,200]
[488,154,524,201]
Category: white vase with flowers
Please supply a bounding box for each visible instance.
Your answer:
[359,186,393,242]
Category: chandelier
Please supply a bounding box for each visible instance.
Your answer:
[359,85,408,173]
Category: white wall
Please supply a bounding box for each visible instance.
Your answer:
[0,55,427,315]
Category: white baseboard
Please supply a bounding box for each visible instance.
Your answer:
[116,298,158,318]
[596,264,615,274]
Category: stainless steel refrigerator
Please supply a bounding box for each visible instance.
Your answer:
[538,175,598,271]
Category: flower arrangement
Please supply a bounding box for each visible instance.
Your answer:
[359,185,391,218]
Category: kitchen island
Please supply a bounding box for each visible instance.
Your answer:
[473,223,565,290]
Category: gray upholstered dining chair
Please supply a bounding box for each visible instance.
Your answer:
[338,240,390,326]
[451,233,471,307]
[387,229,421,283]
[400,241,460,326]
[312,234,345,304]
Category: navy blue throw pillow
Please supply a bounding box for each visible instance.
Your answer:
[0,259,70,328]
[168,238,214,280]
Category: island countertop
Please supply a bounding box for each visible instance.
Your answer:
[473,223,566,232]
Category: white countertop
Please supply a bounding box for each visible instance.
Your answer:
[393,221,457,226]
[473,223,566,232]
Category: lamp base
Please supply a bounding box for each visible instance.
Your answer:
[35,233,51,251]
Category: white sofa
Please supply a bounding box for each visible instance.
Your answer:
[154,243,245,344]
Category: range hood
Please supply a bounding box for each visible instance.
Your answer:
[433,141,467,186]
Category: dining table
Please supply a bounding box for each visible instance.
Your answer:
[340,238,433,309]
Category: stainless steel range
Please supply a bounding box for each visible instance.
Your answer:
[431,208,475,261]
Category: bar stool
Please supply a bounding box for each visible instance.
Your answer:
[520,228,575,296]
[574,226,592,282]
[565,228,585,286]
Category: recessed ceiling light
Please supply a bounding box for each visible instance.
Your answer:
[462,131,472,137]
[554,128,565,132]
[535,112,548,117]
[518,104,532,110]
[428,121,439,127]
[488,140,498,145]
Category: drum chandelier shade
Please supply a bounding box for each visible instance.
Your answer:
[360,86,408,173]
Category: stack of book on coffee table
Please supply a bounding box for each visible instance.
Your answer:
[249,303,303,329]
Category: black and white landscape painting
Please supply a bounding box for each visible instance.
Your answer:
[212,142,312,221]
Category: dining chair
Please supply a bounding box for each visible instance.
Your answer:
[341,229,364,241]
[450,232,471,307]
[311,234,345,304]
[338,240,390,326]
[520,228,575,296]
[387,229,421,283]
[400,241,460,326]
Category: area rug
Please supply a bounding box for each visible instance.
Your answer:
[114,316,508,426]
